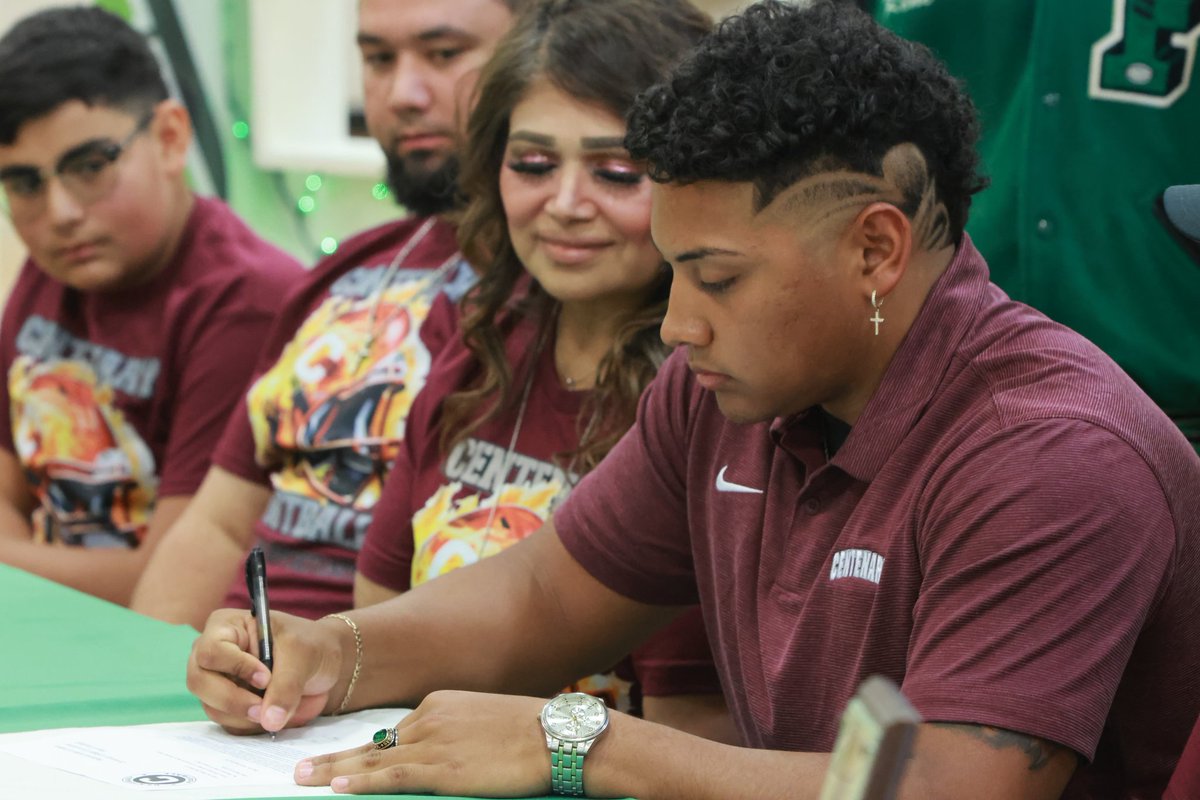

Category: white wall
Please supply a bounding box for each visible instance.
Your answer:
[0,216,24,298]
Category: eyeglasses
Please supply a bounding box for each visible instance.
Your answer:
[0,110,155,222]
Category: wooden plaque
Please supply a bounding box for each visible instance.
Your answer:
[818,675,922,800]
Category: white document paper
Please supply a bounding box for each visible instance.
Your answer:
[0,707,410,798]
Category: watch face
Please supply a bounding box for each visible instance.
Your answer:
[541,693,609,742]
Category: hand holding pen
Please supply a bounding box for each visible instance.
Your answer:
[187,608,348,736]
[245,546,276,739]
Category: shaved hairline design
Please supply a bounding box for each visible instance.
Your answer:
[759,144,953,251]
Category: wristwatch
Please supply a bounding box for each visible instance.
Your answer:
[540,692,610,797]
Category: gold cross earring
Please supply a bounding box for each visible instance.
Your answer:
[870,290,885,336]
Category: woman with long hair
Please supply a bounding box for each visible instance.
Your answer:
[354,0,730,737]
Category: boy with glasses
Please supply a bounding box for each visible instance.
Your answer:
[0,7,300,603]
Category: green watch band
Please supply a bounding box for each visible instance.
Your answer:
[550,741,586,796]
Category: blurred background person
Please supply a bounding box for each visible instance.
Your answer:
[132,0,522,626]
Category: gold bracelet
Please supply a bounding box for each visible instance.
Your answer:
[323,613,362,715]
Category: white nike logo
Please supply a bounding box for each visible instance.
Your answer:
[715,466,763,494]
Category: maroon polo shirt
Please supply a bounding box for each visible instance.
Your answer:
[556,237,1200,798]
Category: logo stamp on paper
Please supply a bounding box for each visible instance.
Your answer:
[122,772,197,786]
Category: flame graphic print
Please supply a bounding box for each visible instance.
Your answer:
[411,481,561,587]
[409,477,634,709]
[247,273,438,510]
[10,357,157,545]
[411,477,634,708]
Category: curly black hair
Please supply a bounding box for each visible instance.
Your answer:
[0,7,167,144]
[625,0,987,242]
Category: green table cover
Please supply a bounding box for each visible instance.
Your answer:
[0,564,573,799]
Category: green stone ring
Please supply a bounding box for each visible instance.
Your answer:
[372,727,398,750]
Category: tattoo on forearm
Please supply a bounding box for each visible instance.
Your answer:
[933,723,1068,772]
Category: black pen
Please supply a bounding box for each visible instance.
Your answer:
[245,546,276,741]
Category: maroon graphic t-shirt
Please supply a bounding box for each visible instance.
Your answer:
[0,197,301,547]
[359,318,578,591]
[214,216,471,619]
[359,316,722,710]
